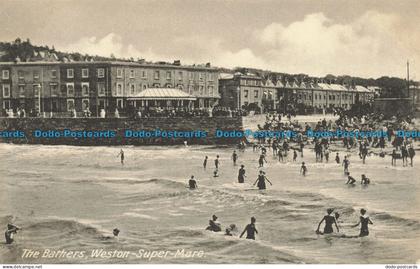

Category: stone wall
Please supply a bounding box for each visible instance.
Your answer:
[372,98,413,118]
[0,117,243,146]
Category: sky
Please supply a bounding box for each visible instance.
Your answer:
[1,0,419,79]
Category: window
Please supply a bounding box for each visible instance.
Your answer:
[2,70,10,80]
[208,86,213,96]
[3,100,11,109]
[154,71,160,80]
[166,71,172,80]
[97,83,105,96]
[67,69,74,78]
[199,73,203,80]
[143,84,147,90]
[67,99,75,111]
[66,83,74,96]
[82,68,89,78]
[189,72,194,80]
[116,83,123,95]
[254,90,259,98]
[51,100,58,112]
[50,84,58,97]
[244,90,249,98]
[141,70,147,78]
[129,69,135,78]
[98,99,106,109]
[178,85,184,91]
[166,84,172,88]
[33,71,39,80]
[130,84,135,95]
[82,99,89,111]
[178,71,183,80]
[19,85,25,97]
[18,71,24,80]
[117,69,123,78]
[33,84,41,97]
[208,73,213,81]
[188,85,193,94]
[117,99,123,108]
[51,70,57,78]
[199,85,204,95]
[2,84,11,97]
[81,82,89,96]
[97,68,105,78]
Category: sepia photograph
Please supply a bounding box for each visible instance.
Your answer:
[0,0,419,268]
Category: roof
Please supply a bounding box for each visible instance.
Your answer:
[127,88,197,100]
[0,60,218,71]
[219,73,234,80]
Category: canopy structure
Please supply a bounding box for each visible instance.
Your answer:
[127,88,197,101]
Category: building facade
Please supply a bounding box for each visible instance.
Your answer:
[0,61,220,116]
[220,73,375,113]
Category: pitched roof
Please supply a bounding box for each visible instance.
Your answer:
[127,88,197,100]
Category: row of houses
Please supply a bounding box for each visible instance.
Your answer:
[219,72,375,113]
[0,61,376,116]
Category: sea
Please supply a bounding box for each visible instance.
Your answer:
[0,141,419,264]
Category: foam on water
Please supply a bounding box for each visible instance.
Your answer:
[0,143,419,263]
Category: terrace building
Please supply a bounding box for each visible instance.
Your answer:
[0,61,220,117]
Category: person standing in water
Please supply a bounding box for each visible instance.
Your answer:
[5,223,20,244]
[293,150,297,162]
[258,154,267,168]
[232,150,238,166]
[188,175,198,189]
[408,145,415,167]
[352,208,373,237]
[203,156,208,169]
[342,156,350,174]
[215,155,220,169]
[335,153,340,164]
[238,165,246,183]
[316,208,339,235]
[117,149,124,165]
[300,162,307,176]
[253,171,272,190]
[240,217,258,240]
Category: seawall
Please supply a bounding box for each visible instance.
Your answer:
[0,117,244,146]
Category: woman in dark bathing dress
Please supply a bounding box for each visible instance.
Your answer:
[352,208,373,237]
[253,171,272,190]
[316,208,340,234]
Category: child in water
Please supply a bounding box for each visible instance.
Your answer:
[345,172,356,184]
[225,224,237,236]
[300,162,307,176]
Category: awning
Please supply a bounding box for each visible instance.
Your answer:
[127,88,197,101]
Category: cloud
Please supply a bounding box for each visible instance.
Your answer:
[58,11,419,78]
[254,11,416,77]
[59,33,161,60]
